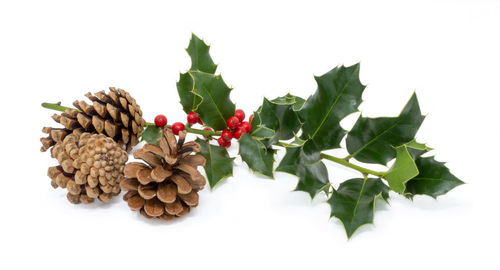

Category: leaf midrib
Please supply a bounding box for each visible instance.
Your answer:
[351,178,367,224]
[350,119,401,159]
[310,68,357,140]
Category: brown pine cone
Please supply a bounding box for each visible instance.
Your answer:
[47,132,128,204]
[40,87,145,153]
[121,129,206,220]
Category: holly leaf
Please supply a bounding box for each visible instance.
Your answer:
[189,71,235,130]
[405,139,433,159]
[177,72,201,114]
[177,34,218,114]
[250,94,304,147]
[186,34,217,74]
[383,144,419,194]
[269,94,304,140]
[346,93,425,165]
[405,157,464,198]
[327,178,389,238]
[238,133,275,177]
[141,125,162,145]
[195,138,234,188]
[276,141,330,198]
[299,64,365,151]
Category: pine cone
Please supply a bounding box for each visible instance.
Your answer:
[121,129,206,220]
[41,87,146,153]
[47,132,128,204]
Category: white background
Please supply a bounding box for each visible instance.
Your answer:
[1,0,499,269]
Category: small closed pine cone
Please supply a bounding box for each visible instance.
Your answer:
[40,87,146,153]
[121,129,206,220]
[47,132,128,204]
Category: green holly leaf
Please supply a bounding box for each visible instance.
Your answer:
[405,157,464,198]
[299,64,365,151]
[189,71,235,130]
[269,94,304,140]
[276,141,330,198]
[346,93,425,165]
[195,138,235,188]
[141,125,162,145]
[177,72,201,114]
[186,34,217,74]
[384,145,419,194]
[177,34,220,114]
[405,139,433,159]
[250,98,280,146]
[327,178,389,238]
[238,133,275,177]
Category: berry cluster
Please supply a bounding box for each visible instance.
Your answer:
[217,109,252,147]
[154,109,253,147]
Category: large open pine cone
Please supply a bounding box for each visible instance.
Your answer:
[47,132,128,204]
[41,87,145,153]
[121,129,206,220]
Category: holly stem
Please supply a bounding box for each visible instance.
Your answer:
[41,102,75,112]
[275,142,385,178]
[145,122,221,137]
[319,153,385,177]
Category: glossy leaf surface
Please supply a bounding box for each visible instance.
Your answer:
[196,138,234,188]
[299,64,365,150]
[346,93,425,165]
[327,178,389,238]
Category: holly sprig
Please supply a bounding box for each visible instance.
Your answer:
[43,34,464,238]
[164,34,463,238]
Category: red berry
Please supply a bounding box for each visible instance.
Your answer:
[234,109,245,122]
[227,116,240,129]
[197,117,203,124]
[249,114,254,123]
[187,112,200,124]
[233,127,244,139]
[221,129,233,142]
[171,122,185,135]
[217,137,230,147]
[239,121,252,133]
[154,114,167,127]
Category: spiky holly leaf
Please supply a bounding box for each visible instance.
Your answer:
[141,125,162,145]
[186,34,217,74]
[268,94,304,140]
[276,141,330,198]
[405,157,464,198]
[346,93,425,165]
[250,98,280,146]
[238,133,275,178]
[250,94,304,147]
[327,178,389,238]
[196,138,234,188]
[299,64,365,151]
[405,139,433,159]
[189,71,235,130]
[177,34,218,114]
[384,144,419,194]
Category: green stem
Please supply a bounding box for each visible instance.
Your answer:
[145,122,221,137]
[275,142,385,177]
[320,153,385,177]
[41,102,75,112]
[42,102,222,137]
